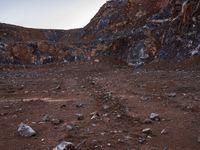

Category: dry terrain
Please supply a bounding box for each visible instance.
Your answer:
[0,59,200,150]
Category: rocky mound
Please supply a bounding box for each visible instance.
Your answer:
[0,23,84,64]
[0,0,200,66]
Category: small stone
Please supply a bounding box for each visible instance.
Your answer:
[18,123,36,137]
[103,105,110,110]
[117,139,125,143]
[54,85,61,90]
[124,135,132,140]
[116,114,121,118]
[24,91,29,94]
[76,103,84,108]
[81,85,85,88]
[94,59,100,63]
[76,113,84,120]
[17,108,23,112]
[150,113,160,121]
[53,141,75,150]
[143,119,152,124]
[66,125,74,131]
[42,114,50,122]
[92,123,96,127]
[100,132,105,136]
[168,92,176,97]
[161,129,167,135]
[3,105,11,109]
[138,137,146,144]
[90,111,100,120]
[107,143,111,147]
[140,96,149,101]
[51,118,62,125]
[41,138,45,142]
[147,135,152,139]
[142,128,152,135]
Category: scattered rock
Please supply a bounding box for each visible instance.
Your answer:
[81,85,85,89]
[167,92,176,97]
[91,123,97,127]
[42,114,50,122]
[3,105,11,109]
[76,113,84,120]
[150,113,160,121]
[116,114,121,118]
[100,132,106,136]
[17,108,23,112]
[18,123,36,137]
[53,141,75,150]
[124,135,132,140]
[94,59,100,63]
[90,111,100,120]
[53,85,61,90]
[161,129,167,135]
[142,128,152,135]
[66,125,74,131]
[138,136,146,144]
[140,96,150,101]
[41,138,45,142]
[76,103,84,108]
[24,91,29,94]
[51,118,62,125]
[103,105,110,110]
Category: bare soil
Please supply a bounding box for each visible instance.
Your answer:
[0,59,200,150]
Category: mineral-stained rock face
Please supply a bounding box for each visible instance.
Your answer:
[0,0,199,65]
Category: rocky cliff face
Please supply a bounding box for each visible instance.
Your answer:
[0,0,200,65]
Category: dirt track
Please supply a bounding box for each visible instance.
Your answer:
[0,60,200,150]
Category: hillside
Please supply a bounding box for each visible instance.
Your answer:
[0,0,199,66]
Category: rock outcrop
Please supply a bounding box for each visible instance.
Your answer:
[0,0,199,65]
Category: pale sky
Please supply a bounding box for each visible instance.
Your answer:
[0,0,107,29]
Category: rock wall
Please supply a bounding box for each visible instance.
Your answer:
[0,0,199,65]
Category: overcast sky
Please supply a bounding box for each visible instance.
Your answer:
[0,0,107,30]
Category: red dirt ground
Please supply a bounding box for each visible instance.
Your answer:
[0,59,200,150]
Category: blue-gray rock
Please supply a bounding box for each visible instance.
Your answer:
[53,141,75,150]
[149,113,160,121]
[18,122,36,137]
